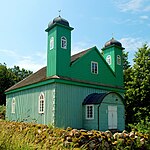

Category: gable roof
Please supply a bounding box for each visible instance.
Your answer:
[71,48,91,64]
[6,48,92,92]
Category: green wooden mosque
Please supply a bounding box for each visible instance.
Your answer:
[6,16,125,131]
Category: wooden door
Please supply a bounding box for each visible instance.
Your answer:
[108,106,117,129]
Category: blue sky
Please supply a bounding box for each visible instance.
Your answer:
[0,0,150,72]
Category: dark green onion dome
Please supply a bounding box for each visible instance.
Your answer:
[48,15,70,28]
[104,38,122,48]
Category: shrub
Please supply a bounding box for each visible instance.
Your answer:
[129,117,150,134]
[0,105,5,120]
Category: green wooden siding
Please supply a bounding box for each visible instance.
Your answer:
[47,24,73,77]
[6,84,56,125]
[102,45,124,86]
[54,83,124,129]
[53,83,107,129]
[6,82,124,130]
[70,47,123,87]
[83,105,99,130]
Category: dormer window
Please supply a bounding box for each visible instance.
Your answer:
[106,55,111,65]
[61,36,67,49]
[91,61,98,74]
[50,37,54,50]
[117,55,121,65]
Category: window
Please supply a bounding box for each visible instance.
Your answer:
[91,61,98,74]
[12,98,15,113]
[50,37,54,50]
[86,105,94,119]
[106,55,111,65]
[61,36,67,49]
[39,93,45,113]
[117,55,121,65]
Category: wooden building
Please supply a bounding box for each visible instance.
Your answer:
[6,16,125,131]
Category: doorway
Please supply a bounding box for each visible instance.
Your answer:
[108,106,117,129]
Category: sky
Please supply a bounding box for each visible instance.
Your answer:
[0,0,150,72]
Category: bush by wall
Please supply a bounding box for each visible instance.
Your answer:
[0,121,149,150]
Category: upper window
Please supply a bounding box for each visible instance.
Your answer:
[61,36,67,49]
[50,37,54,50]
[117,55,121,65]
[39,92,45,113]
[12,98,15,113]
[106,55,111,65]
[91,61,98,74]
[86,105,94,119]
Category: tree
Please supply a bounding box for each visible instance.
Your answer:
[0,63,15,105]
[10,66,33,83]
[125,44,150,124]
[0,64,33,105]
[123,51,131,71]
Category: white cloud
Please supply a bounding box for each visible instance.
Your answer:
[119,37,150,64]
[0,48,46,72]
[0,49,17,56]
[71,41,94,55]
[120,37,143,51]
[144,6,150,11]
[140,15,149,20]
[114,0,150,12]
[17,57,45,72]
[115,0,143,12]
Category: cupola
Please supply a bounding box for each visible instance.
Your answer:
[45,16,72,32]
[104,38,122,48]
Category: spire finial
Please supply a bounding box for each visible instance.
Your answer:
[58,10,61,17]
[112,33,115,40]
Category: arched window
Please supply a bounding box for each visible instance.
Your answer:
[12,98,15,113]
[117,55,121,65]
[61,36,67,49]
[106,55,111,65]
[39,92,45,113]
[50,37,54,50]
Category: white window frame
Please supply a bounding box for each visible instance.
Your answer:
[61,36,67,49]
[11,98,15,113]
[86,105,94,119]
[91,61,98,74]
[39,92,45,114]
[106,55,111,65]
[50,37,54,50]
[117,55,121,65]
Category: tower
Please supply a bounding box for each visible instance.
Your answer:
[102,38,124,86]
[45,16,74,77]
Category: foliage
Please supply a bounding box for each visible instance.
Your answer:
[9,65,33,84]
[0,63,15,105]
[124,44,150,124]
[129,117,150,134]
[123,51,131,71]
[0,63,33,105]
[0,121,149,150]
[0,105,6,120]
